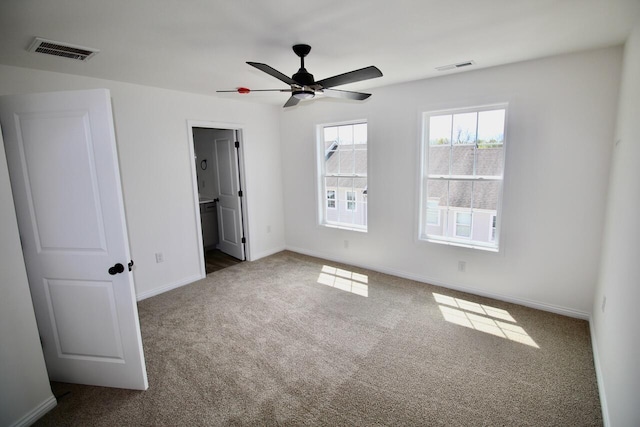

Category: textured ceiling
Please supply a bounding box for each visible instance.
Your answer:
[0,0,638,105]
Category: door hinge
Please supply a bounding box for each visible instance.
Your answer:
[235,141,240,148]
[241,237,246,244]
[238,190,243,197]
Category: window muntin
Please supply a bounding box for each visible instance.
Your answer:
[318,121,367,231]
[420,105,506,250]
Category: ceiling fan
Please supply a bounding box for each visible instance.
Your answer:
[217,44,383,108]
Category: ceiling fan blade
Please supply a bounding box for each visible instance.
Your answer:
[216,89,291,93]
[322,89,371,100]
[316,66,383,89]
[247,62,297,85]
[283,96,301,108]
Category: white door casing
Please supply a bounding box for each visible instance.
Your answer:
[0,89,148,390]
[213,132,245,260]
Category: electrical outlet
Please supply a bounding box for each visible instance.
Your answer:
[344,240,349,249]
[458,261,466,272]
[601,295,607,313]
[155,252,164,263]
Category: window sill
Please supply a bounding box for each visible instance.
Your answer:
[422,237,499,252]
[321,223,368,233]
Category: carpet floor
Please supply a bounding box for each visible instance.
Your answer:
[36,251,602,426]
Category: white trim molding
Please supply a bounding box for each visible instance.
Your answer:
[9,395,57,427]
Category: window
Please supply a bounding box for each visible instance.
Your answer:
[346,191,356,211]
[327,190,336,209]
[318,121,367,231]
[454,211,472,238]
[419,105,506,250]
[426,199,441,226]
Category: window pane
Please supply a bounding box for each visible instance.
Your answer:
[353,123,367,145]
[340,149,355,174]
[452,112,477,144]
[476,145,504,176]
[425,180,447,237]
[338,125,353,145]
[353,177,367,194]
[455,212,472,238]
[451,145,474,176]
[473,181,499,212]
[354,149,367,175]
[428,146,449,175]
[449,180,472,209]
[324,127,337,144]
[325,150,339,174]
[338,177,353,190]
[477,109,505,145]
[429,115,452,145]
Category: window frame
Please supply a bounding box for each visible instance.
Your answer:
[316,119,368,232]
[419,104,507,251]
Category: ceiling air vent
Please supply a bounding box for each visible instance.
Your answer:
[27,37,99,61]
[435,60,475,72]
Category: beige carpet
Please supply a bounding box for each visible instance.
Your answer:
[36,251,602,426]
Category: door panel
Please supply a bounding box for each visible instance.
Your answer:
[20,111,107,252]
[46,279,123,360]
[213,133,245,260]
[0,89,148,390]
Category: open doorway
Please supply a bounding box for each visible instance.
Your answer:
[187,121,248,276]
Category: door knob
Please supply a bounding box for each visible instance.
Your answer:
[108,263,125,275]
[213,198,220,203]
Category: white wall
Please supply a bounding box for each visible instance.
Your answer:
[281,46,622,316]
[592,23,640,427]
[0,133,56,426]
[0,64,286,299]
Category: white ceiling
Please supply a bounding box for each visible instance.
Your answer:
[0,0,638,105]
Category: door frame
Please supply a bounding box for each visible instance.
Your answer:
[187,120,250,277]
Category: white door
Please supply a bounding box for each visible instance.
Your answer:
[0,89,148,390]
[213,131,245,260]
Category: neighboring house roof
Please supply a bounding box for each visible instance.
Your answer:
[325,143,367,192]
[428,145,503,210]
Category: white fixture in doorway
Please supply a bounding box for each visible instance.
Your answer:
[187,121,249,278]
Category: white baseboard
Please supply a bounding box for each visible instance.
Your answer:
[9,395,57,427]
[136,273,203,301]
[589,316,610,427]
[285,246,590,320]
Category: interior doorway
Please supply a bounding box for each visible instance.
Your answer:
[187,121,248,276]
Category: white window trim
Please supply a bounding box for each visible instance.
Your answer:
[418,103,507,252]
[316,119,368,232]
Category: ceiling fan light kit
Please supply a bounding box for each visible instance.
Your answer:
[218,44,383,108]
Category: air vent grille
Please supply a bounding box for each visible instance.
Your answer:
[27,37,99,61]
[435,60,475,72]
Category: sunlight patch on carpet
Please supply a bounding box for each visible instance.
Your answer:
[317,265,368,297]
[433,293,538,348]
